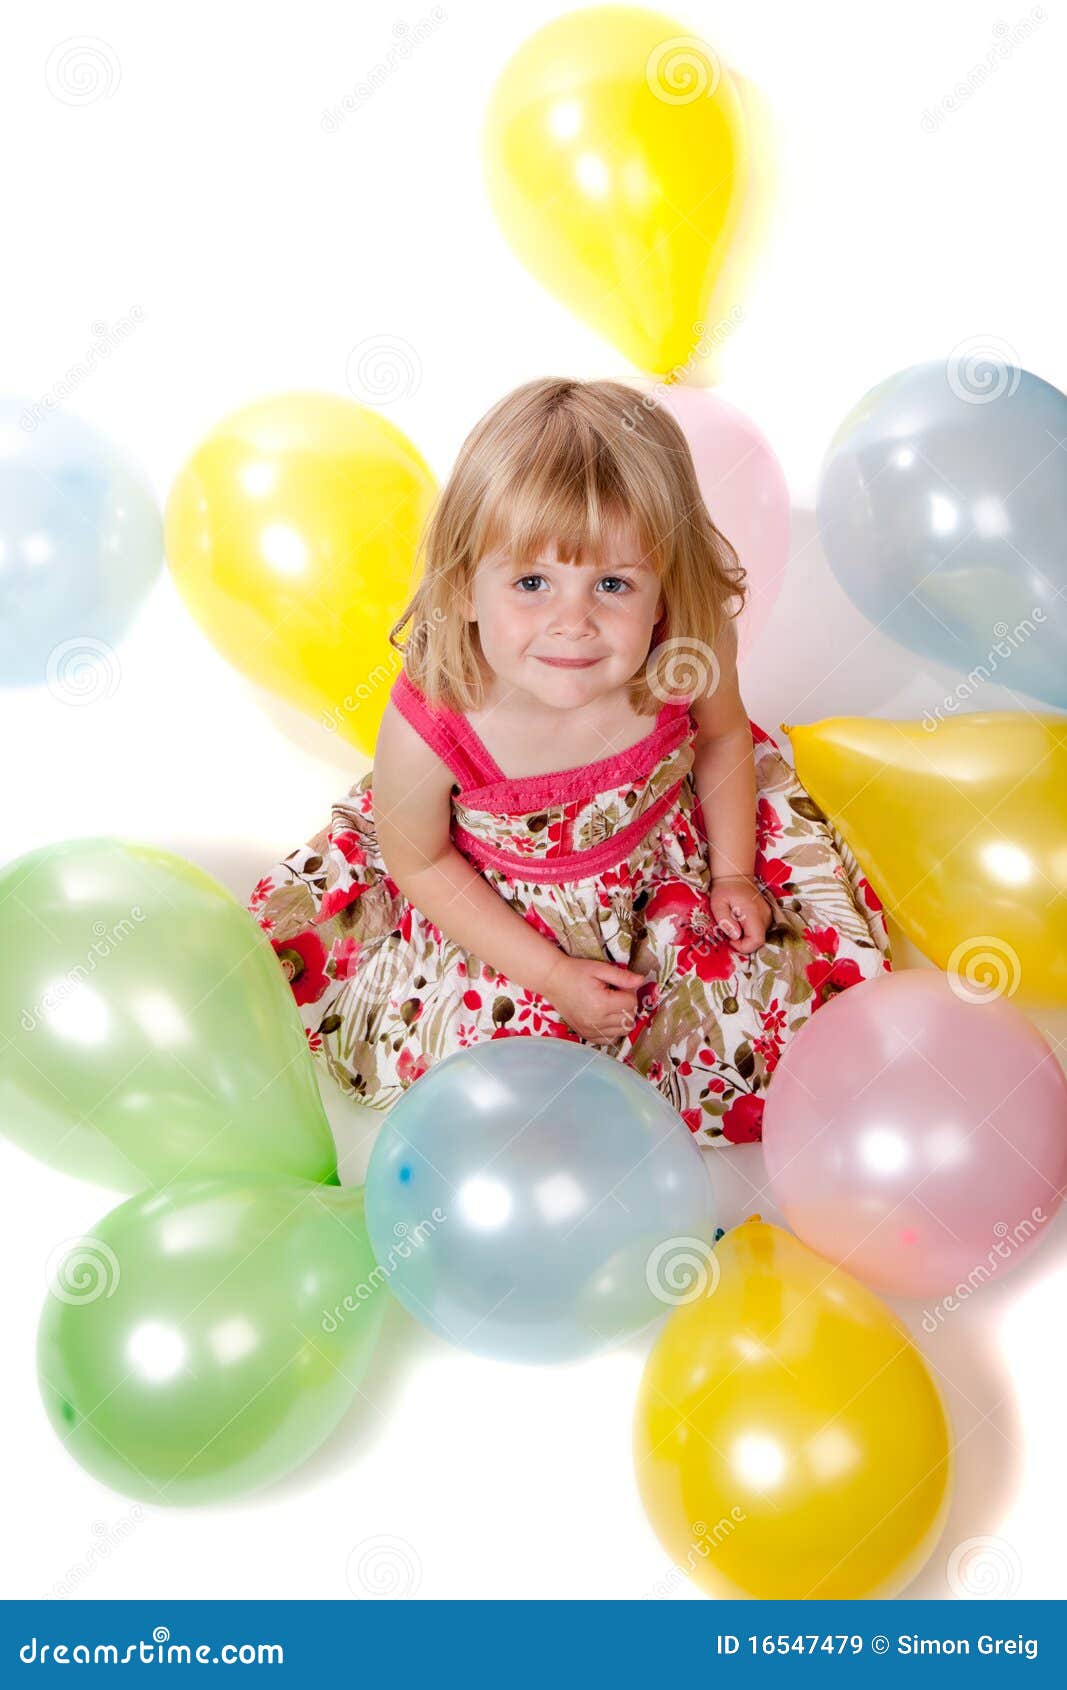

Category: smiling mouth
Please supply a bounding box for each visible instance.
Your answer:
[534,656,602,668]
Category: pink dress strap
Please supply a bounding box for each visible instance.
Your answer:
[389,670,692,797]
[390,670,503,788]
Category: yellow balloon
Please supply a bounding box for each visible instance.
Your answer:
[783,713,1067,1003]
[483,7,750,377]
[634,1219,954,1599]
[165,392,437,755]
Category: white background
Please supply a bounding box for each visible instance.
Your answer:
[1,0,1065,1601]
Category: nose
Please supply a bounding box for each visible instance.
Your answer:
[548,586,596,639]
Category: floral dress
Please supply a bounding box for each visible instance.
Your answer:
[247,670,892,1147]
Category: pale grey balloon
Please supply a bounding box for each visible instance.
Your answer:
[817,360,1067,708]
[0,397,161,688]
[364,1039,720,1363]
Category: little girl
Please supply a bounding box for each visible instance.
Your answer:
[248,378,891,1147]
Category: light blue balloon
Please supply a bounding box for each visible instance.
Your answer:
[817,360,1067,708]
[0,398,162,687]
[364,1039,719,1364]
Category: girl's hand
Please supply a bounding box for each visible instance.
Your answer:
[542,955,648,1045]
[709,874,773,957]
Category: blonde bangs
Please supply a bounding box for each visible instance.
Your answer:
[389,377,747,716]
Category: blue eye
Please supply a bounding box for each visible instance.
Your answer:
[597,576,631,594]
[515,575,546,591]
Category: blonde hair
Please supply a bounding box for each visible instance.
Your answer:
[389,377,747,715]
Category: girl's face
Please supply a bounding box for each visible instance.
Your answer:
[465,526,664,712]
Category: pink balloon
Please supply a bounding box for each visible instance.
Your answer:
[652,386,790,658]
[762,970,1067,1299]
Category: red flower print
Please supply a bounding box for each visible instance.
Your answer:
[524,905,558,943]
[463,989,482,1011]
[329,936,363,980]
[859,875,884,913]
[721,1093,764,1143]
[644,881,736,982]
[320,880,369,922]
[806,954,863,1007]
[330,828,366,868]
[272,929,328,1006]
[803,924,839,957]
[754,853,792,896]
[601,861,634,893]
[681,1107,702,1135]
[306,1028,323,1055]
[249,876,275,908]
[755,797,782,855]
[396,1046,430,1085]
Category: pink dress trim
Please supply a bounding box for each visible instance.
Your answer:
[390,669,692,801]
[452,779,685,884]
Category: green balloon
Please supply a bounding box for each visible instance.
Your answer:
[0,838,336,1189]
[38,1174,385,1503]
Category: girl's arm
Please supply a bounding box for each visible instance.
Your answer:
[688,615,757,882]
[373,699,571,998]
